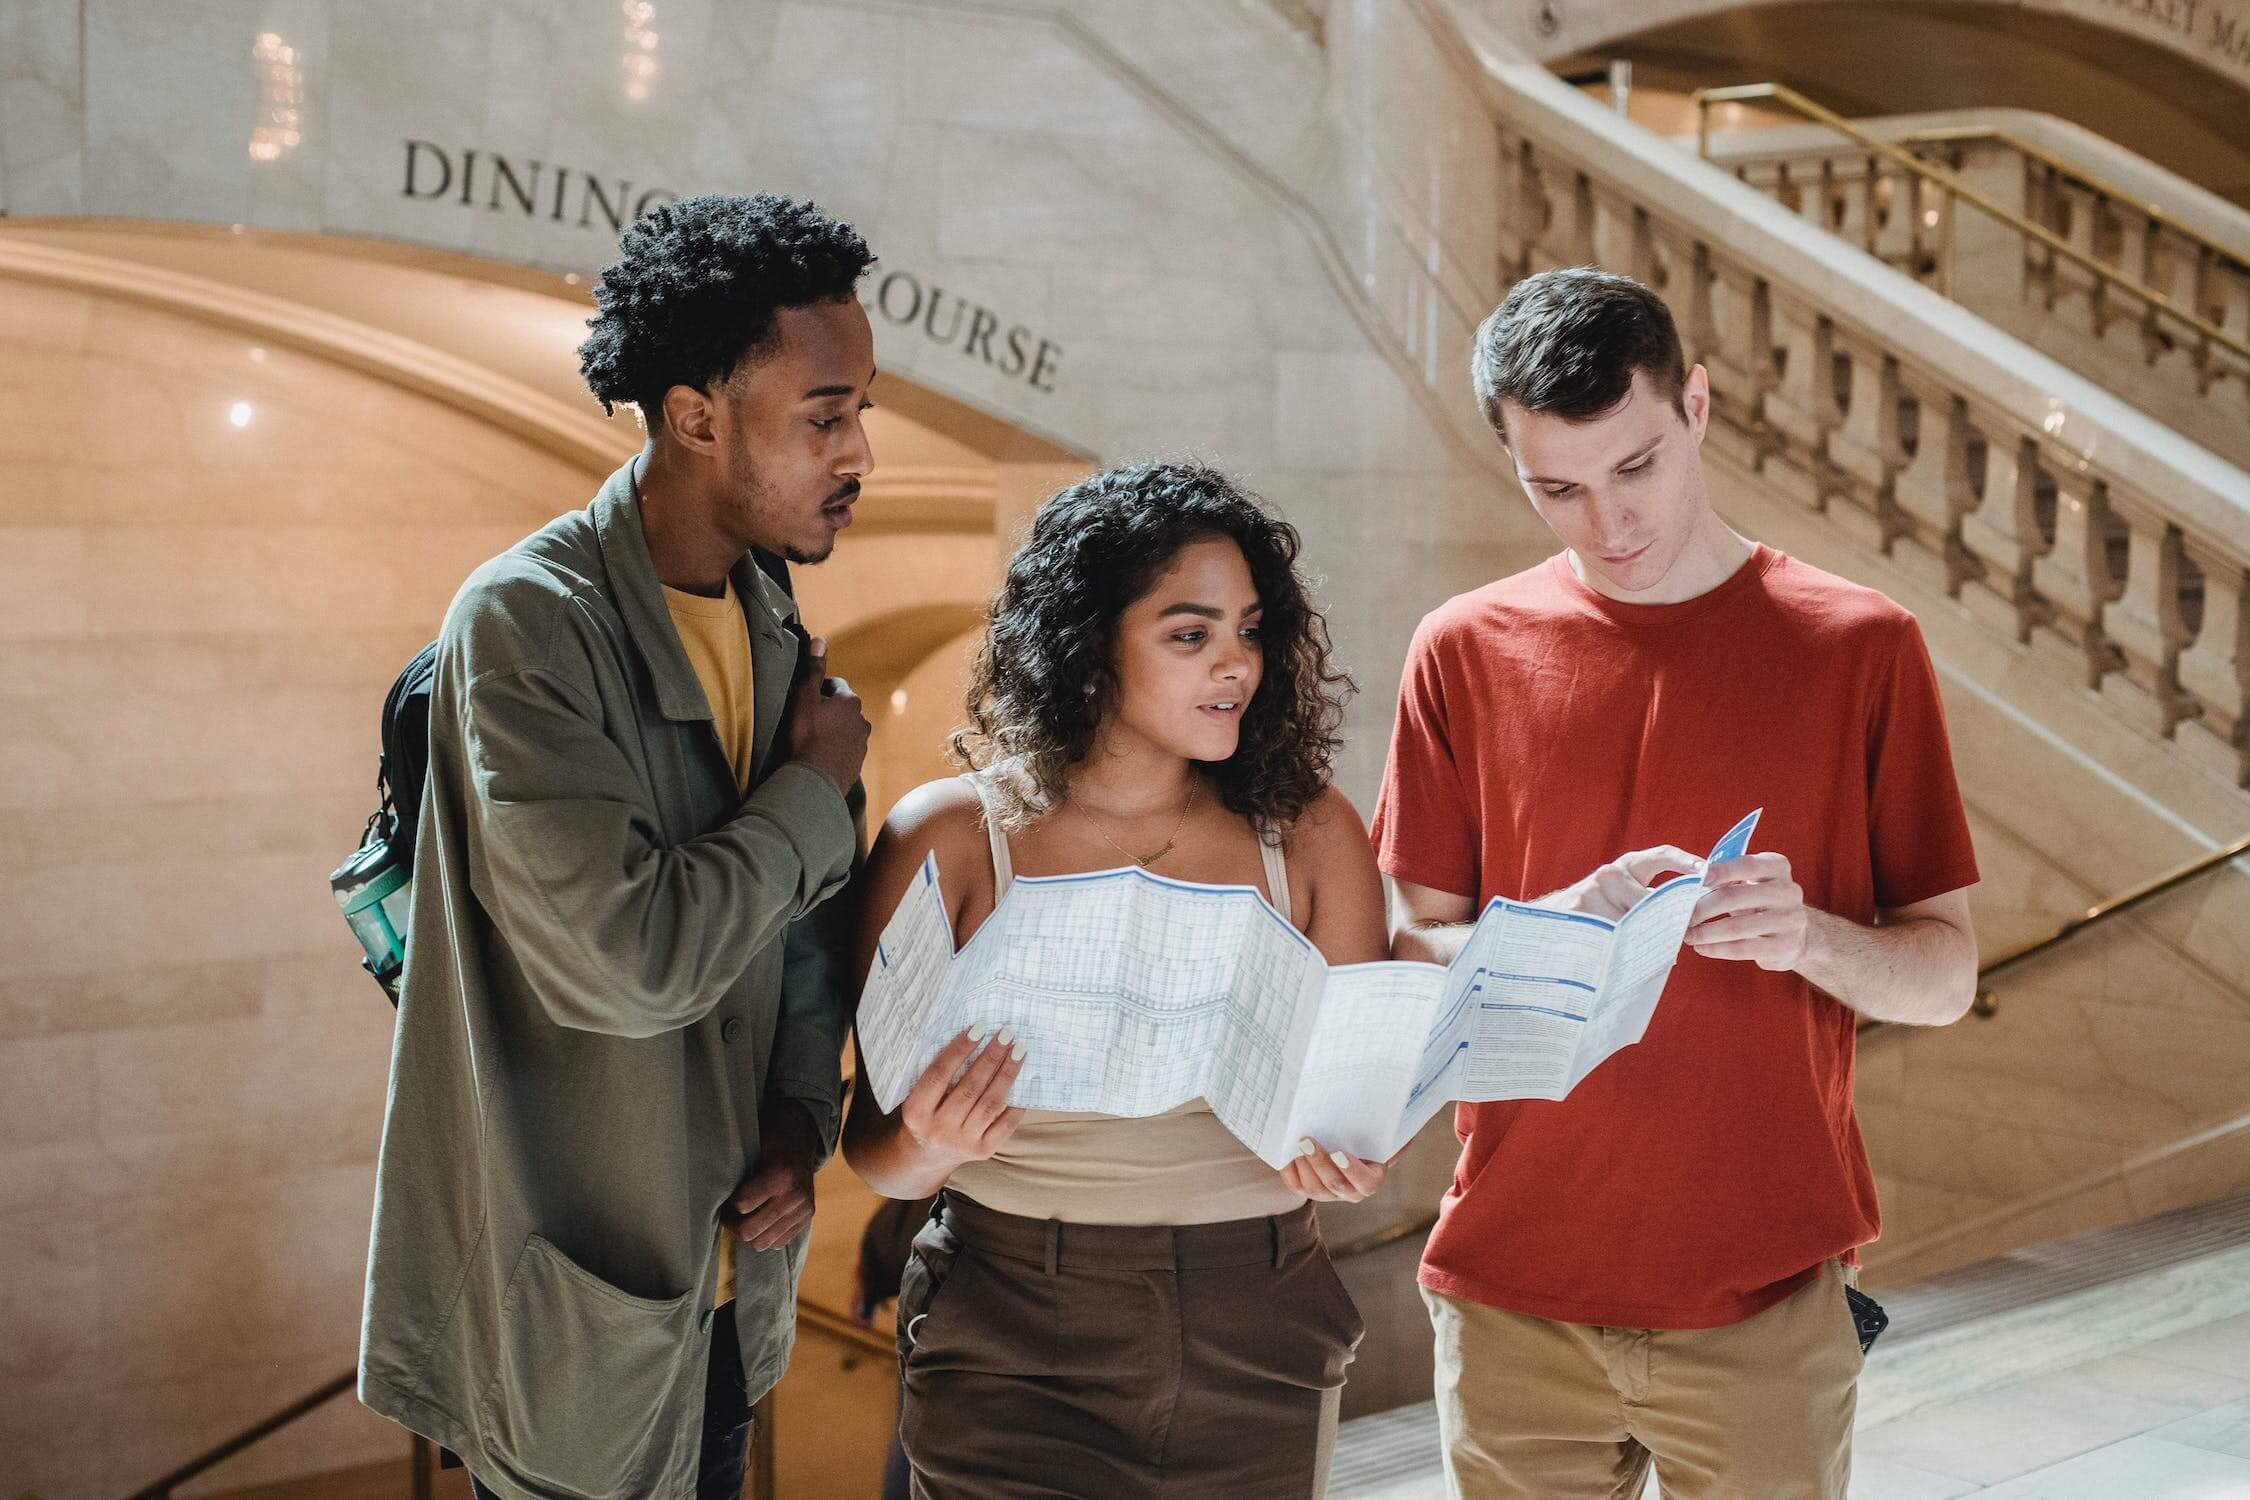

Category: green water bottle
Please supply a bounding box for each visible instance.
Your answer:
[331,828,411,1002]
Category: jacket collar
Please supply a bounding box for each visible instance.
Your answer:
[734,543,803,781]
[590,459,804,738]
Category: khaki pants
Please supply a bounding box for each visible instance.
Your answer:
[1424,1263,1862,1499]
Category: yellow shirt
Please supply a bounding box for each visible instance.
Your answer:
[662,579,758,797]
[663,579,758,1307]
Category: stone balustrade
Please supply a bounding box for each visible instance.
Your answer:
[1705,120,2250,473]
[1466,63,2250,787]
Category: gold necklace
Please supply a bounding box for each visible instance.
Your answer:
[1071,778,1197,868]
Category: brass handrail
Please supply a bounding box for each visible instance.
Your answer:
[1973,832,2250,1006]
[1692,81,2250,366]
[1897,124,2249,282]
[1333,1210,1439,1260]
[1702,115,2248,280]
[797,1290,899,1359]
[115,1372,415,1500]
[112,1292,893,1500]
[1855,831,2250,1037]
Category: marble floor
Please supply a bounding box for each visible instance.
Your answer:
[1331,1224,2250,1498]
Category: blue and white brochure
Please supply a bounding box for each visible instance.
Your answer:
[857,809,1762,1169]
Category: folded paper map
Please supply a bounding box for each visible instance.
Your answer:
[857,810,1762,1169]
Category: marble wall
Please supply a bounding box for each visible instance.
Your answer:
[0,0,1543,798]
[1859,837,2250,1284]
[0,274,593,1498]
[0,3,1534,1493]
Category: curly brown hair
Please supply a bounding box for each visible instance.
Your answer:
[950,461,1354,837]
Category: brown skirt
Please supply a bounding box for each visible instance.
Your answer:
[895,1191,1365,1500]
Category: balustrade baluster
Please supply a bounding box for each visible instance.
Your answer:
[2098,501,2186,732]
[1823,338,1892,546]
[2174,542,2250,787]
[1889,375,1962,573]
[2028,465,2123,687]
[1570,171,1597,265]
[1959,429,2051,642]
[1757,300,1833,504]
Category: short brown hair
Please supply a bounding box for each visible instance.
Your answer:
[1470,267,1686,442]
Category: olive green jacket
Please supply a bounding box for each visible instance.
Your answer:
[359,461,858,1499]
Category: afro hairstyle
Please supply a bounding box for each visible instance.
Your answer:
[577,192,874,423]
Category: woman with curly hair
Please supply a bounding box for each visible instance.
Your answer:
[841,460,1389,1498]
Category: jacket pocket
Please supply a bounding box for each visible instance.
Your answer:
[476,1235,699,1500]
[734,1227,812,1397]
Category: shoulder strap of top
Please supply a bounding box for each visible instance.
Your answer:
[967,770,1286,921]
[1260,832,1293,927]
[961,773,1015,896]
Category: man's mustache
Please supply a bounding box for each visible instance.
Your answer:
[826,481,862,506]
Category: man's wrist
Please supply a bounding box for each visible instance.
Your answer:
[1793,907,1839,977]
[762,1095,824,1153]
[791,755,849,800]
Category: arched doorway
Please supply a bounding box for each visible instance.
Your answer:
[825,602,988,822]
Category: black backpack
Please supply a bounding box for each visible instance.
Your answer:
[377,643,441,869]
[329,642,437,1004]
[329,549,801,1004]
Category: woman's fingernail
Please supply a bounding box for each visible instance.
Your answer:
[997,1025,1017,1047]
[1331,1151,1353,1171]
[1010,1042,1026,1062]
[1299,1137,1319,1157]
[968,1023,988,1042]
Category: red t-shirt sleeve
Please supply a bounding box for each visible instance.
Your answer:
[1372,621,1479,899]
[1866,617,1980,908]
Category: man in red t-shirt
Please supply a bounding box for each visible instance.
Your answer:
[1373,268,1979,1498]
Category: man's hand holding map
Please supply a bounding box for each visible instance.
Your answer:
[856,809,1763,1170]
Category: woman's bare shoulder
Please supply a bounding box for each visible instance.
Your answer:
[876,777,990,866]
[1284,785,1386,962]
[1286,784,1374,862]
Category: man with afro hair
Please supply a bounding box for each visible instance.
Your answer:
[361,193,878,1499]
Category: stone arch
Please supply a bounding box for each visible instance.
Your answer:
[826,603,990,820]
[1464,0,2250,202]
[826,602,989,694]
[1481,0,2250,90]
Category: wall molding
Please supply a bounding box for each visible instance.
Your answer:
[0,234,635,475]
[854,467,997,535]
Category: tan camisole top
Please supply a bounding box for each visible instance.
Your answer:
[943,774,1310,1225]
